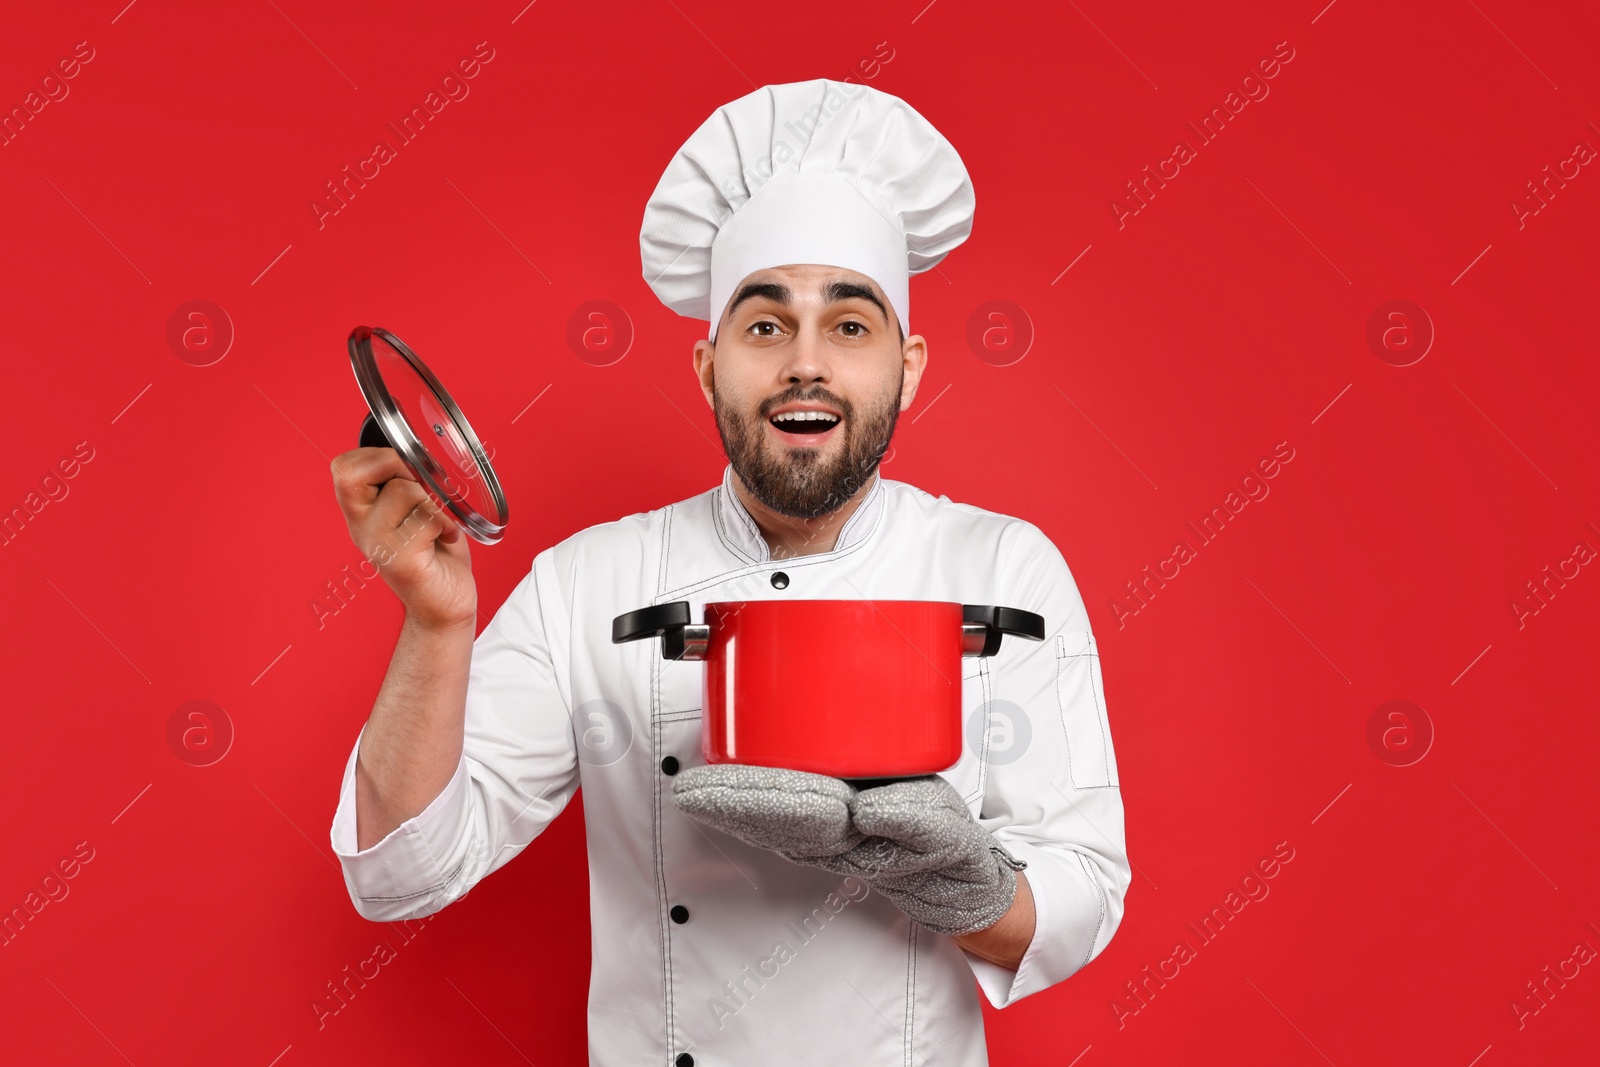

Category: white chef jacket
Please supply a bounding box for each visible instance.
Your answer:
[329,463,1130,1066]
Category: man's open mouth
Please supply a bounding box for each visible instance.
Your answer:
[768,411,841,436]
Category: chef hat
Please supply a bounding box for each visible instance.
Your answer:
[640,78,974,342]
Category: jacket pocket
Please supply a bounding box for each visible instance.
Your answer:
[656,657,704,720]
[1056,631,1119,788]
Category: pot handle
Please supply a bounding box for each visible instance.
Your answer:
[611,601,710,661]
[961,605,1046,657]
[359,411,393,449]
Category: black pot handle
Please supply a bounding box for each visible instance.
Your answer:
[359,411,394,449]
[615,602,1039,660]
[612,601,705,660]
[961,605,1046,657]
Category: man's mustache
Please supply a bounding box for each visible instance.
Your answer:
[759,390,851,419]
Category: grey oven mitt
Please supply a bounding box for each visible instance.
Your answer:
[671,764,1026,937]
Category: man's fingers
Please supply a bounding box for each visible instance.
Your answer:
[330,447,415,510]
[393,497,457,546]
[366,478,436,534]
[327,444,477,630]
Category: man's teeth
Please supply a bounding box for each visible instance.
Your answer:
[771,411,840,424]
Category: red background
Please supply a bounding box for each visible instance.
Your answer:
[2,1,1597,1064]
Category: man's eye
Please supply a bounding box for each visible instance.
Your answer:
[839,321,867,336]
[749,320,779,336]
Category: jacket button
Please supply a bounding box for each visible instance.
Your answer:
[661,756,680,775]
[670,904,690,924]
[770,571,789,589]
[675,1055,694,1067]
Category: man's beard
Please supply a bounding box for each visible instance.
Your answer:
[712,371,902,520]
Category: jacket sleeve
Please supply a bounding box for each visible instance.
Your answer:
[328,548,581,921]
[962,520,1131,1007]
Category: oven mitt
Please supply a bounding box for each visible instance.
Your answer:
[668,764,866,863]
[671,765,1026,937]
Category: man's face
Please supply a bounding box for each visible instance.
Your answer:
[693,264,927,521]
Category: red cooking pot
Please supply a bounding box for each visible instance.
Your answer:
[612,600,1044,780]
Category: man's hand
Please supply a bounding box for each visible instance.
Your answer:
[329,447,477,631]
[672,765,1025,937]
[666,764,866,864]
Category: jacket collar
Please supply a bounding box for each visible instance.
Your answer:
[713,463,887,563]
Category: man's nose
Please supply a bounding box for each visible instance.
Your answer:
[779,327,831,385]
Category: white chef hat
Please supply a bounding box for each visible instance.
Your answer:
[640,78,974,342]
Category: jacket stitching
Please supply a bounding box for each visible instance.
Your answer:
[712,471,763,563]
[836,474,883,545]
[972,659,993,806]
[355,850,468,903]
[659,504,675,591]
[903,920,918,1067]
[1073,849,1108,969]
[703,475,889,582]
[711,486,760,565]
[1053,636,1078,789]
[725,469,768,558]
[1057,635,1118,790]
[653,514,676,1054]
[1087,643,1113,786]
[655,515,883,603]
[730,483,766,559]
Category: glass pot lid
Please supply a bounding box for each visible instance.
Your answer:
[347,325,508,545]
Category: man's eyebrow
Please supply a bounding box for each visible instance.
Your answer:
[728,282,791,318]
[823,281,889,325]
[726,279,891,326]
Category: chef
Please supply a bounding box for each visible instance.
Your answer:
[328,78,1129,1066]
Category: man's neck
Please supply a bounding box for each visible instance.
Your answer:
[731,470,878,560]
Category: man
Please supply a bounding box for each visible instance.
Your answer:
[328,79,1129,1066]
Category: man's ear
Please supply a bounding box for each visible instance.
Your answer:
[693,337,716,408]
[899,334,929,412]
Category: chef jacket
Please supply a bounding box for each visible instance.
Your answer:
[329,463,1130,1066]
